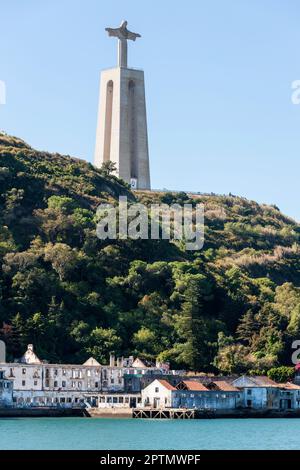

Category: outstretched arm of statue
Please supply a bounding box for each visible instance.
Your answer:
[105,27,120,38]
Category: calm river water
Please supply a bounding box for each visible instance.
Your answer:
[0,417,299,450]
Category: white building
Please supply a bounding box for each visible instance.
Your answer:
[142,379,177,408]
[0,345,171,408]
[141,379,241,410]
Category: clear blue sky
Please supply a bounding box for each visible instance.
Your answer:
[1,0,300,220]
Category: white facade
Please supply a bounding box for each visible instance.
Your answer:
[98,393,141,408]
[142,379,176,408]
[0,345,171,408]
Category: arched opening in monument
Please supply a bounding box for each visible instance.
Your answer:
[128,80,138,179]
[103,80,114,162]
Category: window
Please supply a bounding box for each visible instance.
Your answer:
[155,387,159,393]
[78,381,82,389]
[247,389,252,395]
[22,380,26,386]
[62,381,66,388]
[72,381,76,388]
[54,381,58,387]
[34,381,38,386]
[95,382,99,388]
[113,397,118,403]
[54,369,58,376]
[45,380,49,387]
[62,369,66,376]
[22,368,26,375]
[111,378,114,384]
[87,370,91,377]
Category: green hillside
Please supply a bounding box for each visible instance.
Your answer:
[1,132,300,375]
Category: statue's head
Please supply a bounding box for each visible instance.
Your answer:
[120,20,128,29]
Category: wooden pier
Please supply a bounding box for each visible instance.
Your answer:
[132,408,196,419]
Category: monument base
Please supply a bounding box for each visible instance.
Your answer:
[94,67,151,190]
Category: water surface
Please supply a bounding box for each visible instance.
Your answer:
[0,417,299,450]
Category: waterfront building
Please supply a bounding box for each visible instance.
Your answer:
[0,370,13,407]
[232,376,279,410]
[98,393,142,409]
[0,344,171,408]
[278,383,300,410]
[2,344,300,414]
[141,379,241,410]
[142,379,177,408]
[174,380,241,410]
[293,364,300,384]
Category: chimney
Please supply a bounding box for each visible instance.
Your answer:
[109,353,115,367]
[0,341,6,363]
[129,356,134,366]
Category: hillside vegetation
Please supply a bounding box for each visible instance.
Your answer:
[0,132,300,375]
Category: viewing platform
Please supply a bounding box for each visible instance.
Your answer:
[132,408,196,419]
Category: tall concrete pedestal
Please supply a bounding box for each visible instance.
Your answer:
[94,66,151,190]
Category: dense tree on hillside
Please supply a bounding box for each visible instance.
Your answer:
[0,132,300,373]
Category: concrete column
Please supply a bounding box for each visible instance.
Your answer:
[118,39,128,67]
[94,67,151,190]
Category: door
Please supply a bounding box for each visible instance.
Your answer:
[130,397,136,408]
[154,398,160,409]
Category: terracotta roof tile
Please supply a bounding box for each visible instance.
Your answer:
[213,381,239,392]
[281,382,300,390]
[157,379,176,391]
[251,376,278,387]
[181,381,209,391]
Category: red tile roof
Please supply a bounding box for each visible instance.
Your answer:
[157,379,176,391]
[281,382,300,390]
[180,381,209,391]
[251,376,278,387]
[212,381,239,392]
